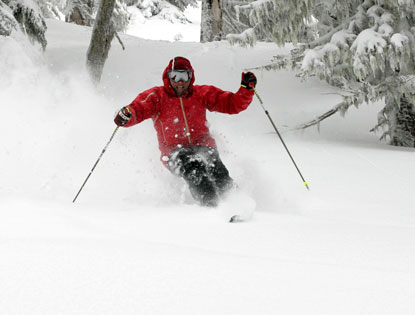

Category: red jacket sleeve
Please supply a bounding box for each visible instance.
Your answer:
[201,85,254,114]
[124,87,161,127]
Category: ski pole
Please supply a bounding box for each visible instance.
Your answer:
[254,89,310,190]
[72,126,120,203]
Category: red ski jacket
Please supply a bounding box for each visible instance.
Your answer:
[124,57,254,164]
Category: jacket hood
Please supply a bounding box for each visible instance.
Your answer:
[162,56,195,96]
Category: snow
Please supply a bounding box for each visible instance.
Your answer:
[351,28,387,55]
[391,33,409,49]
[126,1,201,42]
[1,15,415,315]
[330,29,355,48]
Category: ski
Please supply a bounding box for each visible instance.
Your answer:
[220,192,256,223]
[229,215,245,223]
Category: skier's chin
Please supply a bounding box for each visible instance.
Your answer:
[175,87,188,96]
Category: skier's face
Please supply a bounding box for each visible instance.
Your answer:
[170,79,191,96]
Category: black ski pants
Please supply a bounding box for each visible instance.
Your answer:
[167,146,233,207]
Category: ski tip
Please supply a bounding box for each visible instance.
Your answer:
[229,215,244,223]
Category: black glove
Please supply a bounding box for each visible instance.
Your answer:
[114,106,132,126]
[241,72,257,90]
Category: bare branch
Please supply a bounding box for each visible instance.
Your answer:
[296,101,351,130]
[115,31,125,50]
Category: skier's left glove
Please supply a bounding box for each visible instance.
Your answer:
[114,106,132,126]
[241,72,257,90]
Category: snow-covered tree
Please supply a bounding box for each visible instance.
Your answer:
[127,0,196,15]
[226,0,313,45]
[200,0,222,42]
[220,0,250,37]
[228,0,415,147]
[36,0,66,20]
[112,0,130,32]
[0,1,17,36]
[65,0,129,31]
[167,0,196,11]
[199,0,250,42]
[1,0,47,50]
[204,0,311,43]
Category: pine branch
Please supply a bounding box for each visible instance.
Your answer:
[296,100,351,130]
[245,62,283,71]
[237,0,273,10]
[246,48,305,71]
[221,8,249,34]
[306,16,354,49]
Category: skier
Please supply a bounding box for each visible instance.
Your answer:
[114,56,257,207]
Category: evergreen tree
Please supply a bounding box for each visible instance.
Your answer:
[199,0,251,42]
[112,0,130,32]
[65,0,129,31]
[167,0,197,11]
[1,0,47,50]
[36,0,66,20]
[226,0,313,45]
[228,0,415,147]
[200,0,222,42]
[220,0,250,37]
[127,0,196,12]
[0,1,17,37]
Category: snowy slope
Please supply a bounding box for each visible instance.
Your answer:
[1,19,415,315]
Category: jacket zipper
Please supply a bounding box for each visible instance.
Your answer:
[179,97,192,144]
[153,112,167,143]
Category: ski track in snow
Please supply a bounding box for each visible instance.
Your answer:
[1,19,415,315]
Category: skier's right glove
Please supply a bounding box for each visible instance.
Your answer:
[114,106,132,126]
[241,72,257,90]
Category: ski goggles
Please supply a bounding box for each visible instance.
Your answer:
[168,69,192,82]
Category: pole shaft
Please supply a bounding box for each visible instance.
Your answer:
[254,90,310,190]
[72,126,120,203]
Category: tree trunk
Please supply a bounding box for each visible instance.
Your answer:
[68,7,87,25]
[389,95,415,147]
[200,0,222,42]
[66,0,95,26]
[86,0,116,84]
